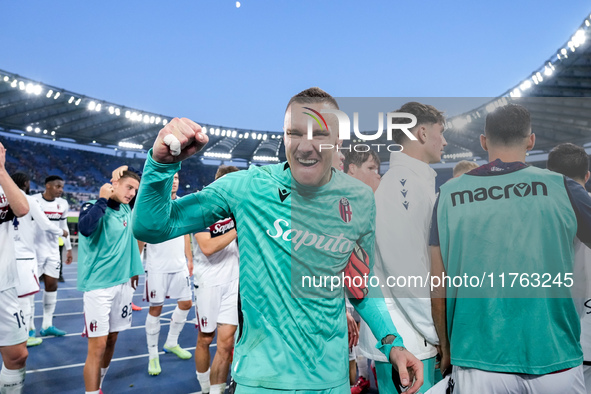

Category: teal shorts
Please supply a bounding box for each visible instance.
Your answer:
[235,381,349,394]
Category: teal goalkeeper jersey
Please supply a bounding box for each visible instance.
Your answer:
[134,152,403,390]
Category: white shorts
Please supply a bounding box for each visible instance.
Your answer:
[37,253,61,279]
[584,364,591,394]
[0,287,29,346]
[194,278,238,333]
[446,365,585,394]
[145,270,192,306]
[83,281,134,338]
[16,257,40,297]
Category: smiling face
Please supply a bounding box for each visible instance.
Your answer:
[112,176,139,204]
[284,102,339,187]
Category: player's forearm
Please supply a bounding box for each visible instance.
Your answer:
[133,150,205,243]
[196,229,236,257]
[60,218,72,249]
[0,170,28,217]
[30,199,62,236]
[79,199,107,236]
[350,296,405,358]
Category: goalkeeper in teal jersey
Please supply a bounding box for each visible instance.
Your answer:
[133,88,423,393]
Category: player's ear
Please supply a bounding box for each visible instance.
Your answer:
[417,126,428,143]
[480,134,488,151]
[526,133,535,151]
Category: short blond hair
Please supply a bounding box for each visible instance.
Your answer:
[453,160,479,177]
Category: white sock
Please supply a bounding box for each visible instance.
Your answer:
[27,295,36,333]
[17,297,30,333]
[164,306,189,348]
[100,366,109,388]
[85,391,100,394]
[0,363,26,394]
[196,369,210,393]
[210,383,225,394]
[42,291,57,329]
[146,314,160,360]
[356,352,369,379]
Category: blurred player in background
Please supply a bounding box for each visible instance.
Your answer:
[193,165,240,394]
[547,142,591,392]
[32,175,72,337]
[10,172,67,347]
[133,88,424,393]
[143,172,194,376]
[78,170,143,394]
[0,142,30,394]
[343,150,381,393]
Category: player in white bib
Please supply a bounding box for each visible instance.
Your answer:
[143,172,194,376]
[32,175,72,337]
[193,165,240,394]
[10,172,68,347]
[0,142,30,394]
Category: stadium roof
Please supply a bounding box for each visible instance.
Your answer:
[1,12,591,165]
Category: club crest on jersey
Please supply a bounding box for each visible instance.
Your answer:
[339,197,352,223]
[90,320,98,332]
[201,317,208,328]
[123,220,127,227]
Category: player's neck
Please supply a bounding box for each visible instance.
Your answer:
[171,193,177,200]
[400,146,431,165]
[487,148,527,164]
[42,191,55,201]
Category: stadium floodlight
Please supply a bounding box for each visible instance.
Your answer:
[239,134,243,138]
[586,20,590,27]
[215,129,220,136]
[53,92,60,99]
[108,106,114,114]
[10,79,17,88]
[51,131,55,136]
[232,130,237,138]
[46,90,54,98]
[69,96,75,104]
[520,80,532,90]
[43,130,47,134]
[25,83,34,94]
[93,140,96,143]
[510,88,521,98]
[244,132,249,139]
[573,29,586,46]
[221,130,226,137]
[535,72,543,82]
[155,117,161,124]
[143,114,149,123]
[26,126,32,132]
[253,156,279,162]
[34,128,40,133]
[2,76,8,82]
[252,133,257,140]
[118,141,143,150]
[163,119,168,125]
[18,81,25,90]
[33,85,42,95]
[486,103,496,113]
[115,108,120,116]
[95,103,102,112]
[150,116,155,124]
[544,66,553,77]
[75,98,81,105]
[263,134,267,140]
[202,126,208,134]
[125,110,131,118]
[88,101,96,110]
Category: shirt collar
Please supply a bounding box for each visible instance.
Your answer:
[389,152,437,179]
